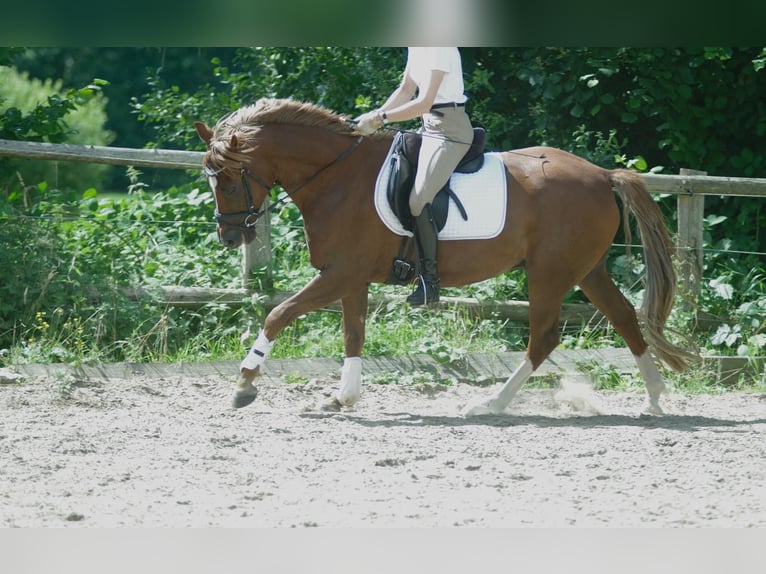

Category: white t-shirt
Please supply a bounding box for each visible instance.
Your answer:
[406,47,467,105]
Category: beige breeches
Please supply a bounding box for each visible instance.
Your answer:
[409,107,473,216]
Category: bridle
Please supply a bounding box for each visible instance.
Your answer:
[205,135,365,229]
[205,165,271,228]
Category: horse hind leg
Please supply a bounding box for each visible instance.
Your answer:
[462,274,567,417]
[461,357,535,416]
[578,263,666,414]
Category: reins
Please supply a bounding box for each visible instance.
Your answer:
[208,134,364,228]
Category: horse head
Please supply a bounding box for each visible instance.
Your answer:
[194,121,267,248]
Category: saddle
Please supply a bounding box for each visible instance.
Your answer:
[386,128,486,233]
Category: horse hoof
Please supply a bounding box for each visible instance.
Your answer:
[336,391,360,408]
[461,404,491,417]
[642,401,664,416]
[461,398,503,417]
[232,387,258,409]
[317,397,343,412]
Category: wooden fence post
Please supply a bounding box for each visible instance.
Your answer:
[241,198,273,290]
[676,168,706,310]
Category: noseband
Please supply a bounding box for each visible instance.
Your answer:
[206,135,364,229]
[205,165,271,229]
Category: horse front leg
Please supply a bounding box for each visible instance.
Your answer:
[233,272,349,409]
[232,330,274,408]
[337,286,369,405]
[320,286,369,410]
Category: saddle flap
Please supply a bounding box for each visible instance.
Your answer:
[457,128,485,173]
[375,152,507,243]
[385,128,487,233]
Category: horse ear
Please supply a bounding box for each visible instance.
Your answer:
[194,121,213,144]
[229,133,239,150]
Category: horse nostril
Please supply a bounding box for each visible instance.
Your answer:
[218,226,243,249]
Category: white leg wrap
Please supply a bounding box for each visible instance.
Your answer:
[336,356,362,406]
[240,330,274,371]
[462,358,534,417]
[635,351,666,414]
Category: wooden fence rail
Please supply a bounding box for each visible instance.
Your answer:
[4,138,766,196]
[0,139,202,169]
[109,285,605,326]
[3,138,766,316]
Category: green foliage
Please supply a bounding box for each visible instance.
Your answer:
[0,176,245,364]
[575,359,642,391]
[133,47,405,151]
[702,264,766,358]
[462,47,766,178]
[0,65,112,193]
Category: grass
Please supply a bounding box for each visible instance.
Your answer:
[366,370,453,386]
[576,356,766,395]
[7,284,764,394]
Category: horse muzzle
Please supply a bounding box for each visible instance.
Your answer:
[218,225,256,249]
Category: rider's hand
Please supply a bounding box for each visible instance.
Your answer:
[353,110,384,135]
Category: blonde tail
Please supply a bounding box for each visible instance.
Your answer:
[610,169,698,371]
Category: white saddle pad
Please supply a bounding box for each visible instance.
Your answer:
[374,152,507,240]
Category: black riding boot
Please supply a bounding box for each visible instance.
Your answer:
[407,204,440,306]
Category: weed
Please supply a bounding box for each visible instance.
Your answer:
[367,371,449,387]
[575,359,642,392]
[284,371,310,385]
[54,371,76,399]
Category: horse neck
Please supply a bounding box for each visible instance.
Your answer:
[259,124,390,212]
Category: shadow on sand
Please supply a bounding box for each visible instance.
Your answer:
[300,410,765,432]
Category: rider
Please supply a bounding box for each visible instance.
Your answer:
[355,47,473,306]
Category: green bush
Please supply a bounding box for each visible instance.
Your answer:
[0,66,114,193]
[0,178,245,365]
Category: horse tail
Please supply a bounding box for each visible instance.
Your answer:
[610,169,697,372]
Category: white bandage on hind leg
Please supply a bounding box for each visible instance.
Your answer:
[240,330,274,371]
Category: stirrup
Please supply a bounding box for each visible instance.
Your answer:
[406,275,440,306]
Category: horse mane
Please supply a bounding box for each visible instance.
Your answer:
[204,98,361,171]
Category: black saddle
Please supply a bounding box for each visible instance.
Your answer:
[385,128,486,233]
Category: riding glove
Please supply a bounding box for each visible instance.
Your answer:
[354,110,384,135]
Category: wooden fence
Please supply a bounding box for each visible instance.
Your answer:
[0,138,271,291]
[3,138,766,321]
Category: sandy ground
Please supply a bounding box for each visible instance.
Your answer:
[1,364,764,527]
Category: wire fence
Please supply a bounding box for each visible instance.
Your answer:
[18,211,766,258]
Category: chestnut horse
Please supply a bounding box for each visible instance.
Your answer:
[194,98,695,416]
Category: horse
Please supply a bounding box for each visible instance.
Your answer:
[193,97,696,416]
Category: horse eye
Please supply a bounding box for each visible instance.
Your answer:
[225,185,237,197]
